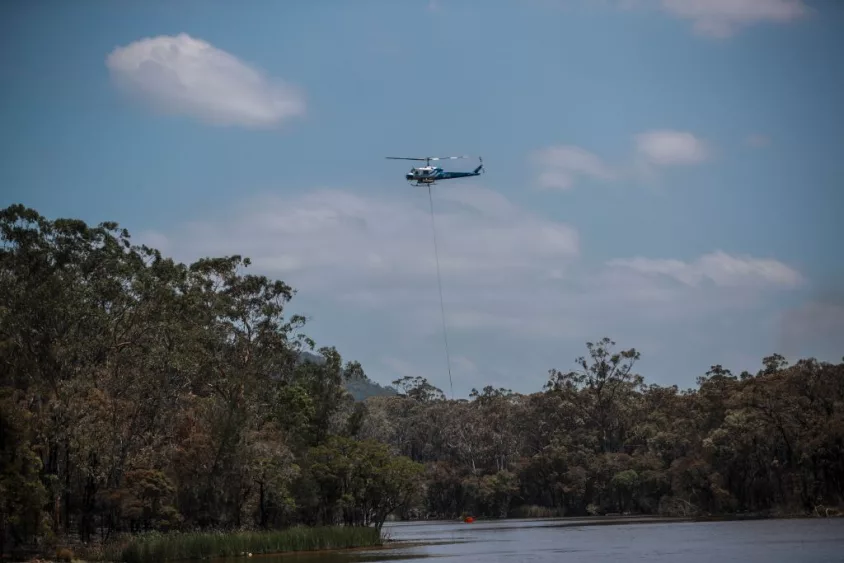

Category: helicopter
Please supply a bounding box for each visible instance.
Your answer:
[386,155,484,186]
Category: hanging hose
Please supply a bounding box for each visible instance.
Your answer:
[427,184,455,400]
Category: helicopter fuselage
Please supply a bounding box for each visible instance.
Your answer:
[405,164,483,185]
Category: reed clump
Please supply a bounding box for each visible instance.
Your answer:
[103,526,382,563]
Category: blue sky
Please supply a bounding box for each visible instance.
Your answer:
[2,0,843,396]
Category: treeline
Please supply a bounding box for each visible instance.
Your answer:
[377,349,843,520]
[1,205,843,557]
[0,206,420,557]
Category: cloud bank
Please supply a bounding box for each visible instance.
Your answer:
[533,129,709,190]
[141,184,805,391]
[579,0,811,38]
[658,0,810,38]
[106,33,305,128]
[608,251,804,289]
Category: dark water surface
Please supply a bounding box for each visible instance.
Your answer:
[220,517,844,562]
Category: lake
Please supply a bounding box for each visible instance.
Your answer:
[220,516,844,562]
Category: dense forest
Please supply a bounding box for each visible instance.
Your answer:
[2,205,842,558]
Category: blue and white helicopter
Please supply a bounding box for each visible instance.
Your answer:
[386,155,484,186]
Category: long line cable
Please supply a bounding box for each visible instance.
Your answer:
[427,184,454,400]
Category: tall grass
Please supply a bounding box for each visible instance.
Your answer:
[101,526,383,563]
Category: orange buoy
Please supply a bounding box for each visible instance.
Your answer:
[464,516,474,523]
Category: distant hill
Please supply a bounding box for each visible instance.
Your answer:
[296,350,398,401]
[296,350,327,366]
[344,376,399,401]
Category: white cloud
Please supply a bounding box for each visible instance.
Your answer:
[144,185,580,300]
[532,146,617,190]
[571,0,810,38]
[658,0,810,38]
[533,129,708,189]
[634,130,709,166]
[106,33,305,128]
[145,184,803,330]
[607,250,804,289]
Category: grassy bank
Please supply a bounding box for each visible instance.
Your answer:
[92,526,383,563]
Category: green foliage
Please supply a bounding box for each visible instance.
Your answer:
[297,436,424,529]
[112,469,182,532]
[111,526,382,563]
[392,376,446,402]
[0,391,50,553]
[372,339,844,520]
[0,205,421,556]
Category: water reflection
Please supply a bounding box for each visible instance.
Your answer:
[212,516,844,563]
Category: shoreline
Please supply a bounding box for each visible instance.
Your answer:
[19,512,841,563]
[386,510,838,528]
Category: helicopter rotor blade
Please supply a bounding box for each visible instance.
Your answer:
[386,155,469,161]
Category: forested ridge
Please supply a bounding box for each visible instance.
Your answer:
[2,205,843,558]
